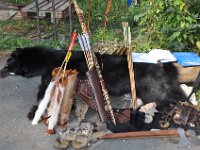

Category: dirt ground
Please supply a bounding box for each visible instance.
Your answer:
[0,56,200,150]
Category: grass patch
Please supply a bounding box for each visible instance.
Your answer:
[0,0,127,51]
[0,15,124,51]
[0,19,74,51]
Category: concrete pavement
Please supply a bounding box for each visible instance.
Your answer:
[0,55,200,150]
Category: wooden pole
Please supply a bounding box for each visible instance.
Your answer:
[103,0,112,32]
[123,22,137,110]
[101,129,179,139]
[127,27,137,110]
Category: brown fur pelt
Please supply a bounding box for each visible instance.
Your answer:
[58,72,79,125]
[46,68,79,126]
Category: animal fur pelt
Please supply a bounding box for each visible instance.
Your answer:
[58,72,79,125]
[32,81,56,125]
[0,46,188,120]
[32,67,78,133]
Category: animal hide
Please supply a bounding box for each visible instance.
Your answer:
[32,81,56,125]
[0,46,189,121]
[48,84,65,132]
[57,72,79,125]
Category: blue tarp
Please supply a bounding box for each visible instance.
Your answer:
[128,0,133,7]
[173,52,200,67]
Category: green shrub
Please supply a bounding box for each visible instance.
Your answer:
[1,0,199,52]
[127,0,200,52]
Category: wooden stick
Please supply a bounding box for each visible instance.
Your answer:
[103,0,113,32]
[101,129,179,139]
[127,36,137,110]
[123,22,137,110]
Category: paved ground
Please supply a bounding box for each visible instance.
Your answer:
[0,56,200,150]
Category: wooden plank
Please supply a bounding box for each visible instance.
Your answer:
[56,0,71,11]
[55,12,63,18]
[102,129,179,139]
[22,0,71,19]
[22,0,69,12]
[22,0,48,11]
[44,1,69,12]
[12,11,24,20]
[54,0,69,11]
[50,0,66,10]
[0,10,17,20]
[38,0,50,10]
[34,0,62,11]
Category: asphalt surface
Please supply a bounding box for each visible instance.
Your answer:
[0,56,200,150]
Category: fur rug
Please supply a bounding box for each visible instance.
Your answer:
[0,46,188,120]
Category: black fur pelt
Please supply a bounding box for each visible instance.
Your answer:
[0,46,188,120]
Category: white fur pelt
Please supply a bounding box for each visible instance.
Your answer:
[48,84,65,130]
[32,81,55,125]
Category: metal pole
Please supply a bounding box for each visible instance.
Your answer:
[52,0,57,39]
[69,0,72,34]
[35,0,41,39]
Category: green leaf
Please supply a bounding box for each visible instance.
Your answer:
[169,31,181,42]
